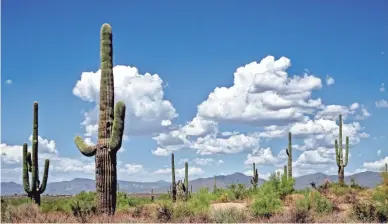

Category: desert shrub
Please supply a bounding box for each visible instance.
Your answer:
[296,191,332,214]
[212,208,250,223]
[188,188,214,213]
[329,182,352,196]
[227,183,248,200]
[352,200,382,222]
[173,202,195,219]
[156,201,173,222]
[132,204,144,218]
[250,191,282,218]
[217,192,229,203]
[69,200,97,223]
[350,178,366,190]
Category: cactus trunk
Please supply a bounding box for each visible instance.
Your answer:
[184,162,189,201]
[250,163,259,189]
[22,102,50,206]
[171,153,176,202]
[335,114,349,185]
[286,132,292,178]
[74,23,126,215]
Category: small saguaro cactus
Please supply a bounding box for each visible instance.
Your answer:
[23,102,50,206]
[151,189,154,202]
[250,163,259,189]
[285,132,292,178]
[171,153,177,202]
[184,162,189,201]
[74,23,126,215]
[213,175,217,193]
[283,165,287,179]
[334,114,349,185]
[385,163,388,173]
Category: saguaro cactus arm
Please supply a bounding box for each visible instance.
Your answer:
[344,136,349,167]
[335,140,339,165]
[109,101,126,152]
[22,143,31,194]
[39,159,50,193]
[74,136,97,157]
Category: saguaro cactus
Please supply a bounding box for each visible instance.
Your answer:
[250,163,259,189]
[22,102,50,206]
[385,163,388,173]
[283,165,287,179]
[184,162,189,201]
[213,175,217,193]
[74,23,126,215]
[334,114,349,185]
[285,132,293,178]
[171,153,177,202]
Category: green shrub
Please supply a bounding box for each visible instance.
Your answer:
[212,208,250,223]
[188,188,214,213]
[295,191,332,214]
[250,191,282,218]
[69,200,97,223]
[156,201,173,222]
[227,183,248,200]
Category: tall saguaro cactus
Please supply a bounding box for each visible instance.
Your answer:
[171,153,177,202]
[285,132,293,178]
[184,162,189,201]
[74,23,126,215]
[251,163,259,189]
[23,102,50,206]
[335,114,349,185]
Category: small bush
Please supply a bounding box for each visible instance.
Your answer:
[227,183,248,200]
[212,208,250,223]
[69,200,97,223]
[295,191,332,214]
[250,192,282,218]
[156,201,173,222]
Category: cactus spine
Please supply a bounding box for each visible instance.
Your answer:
[184,162,189,201]
[171,153,177,202]
[285,132,293,178]
[250,163,259,189]
[74,23,126,215]
[334,114,349,185]
[22,102,50,206]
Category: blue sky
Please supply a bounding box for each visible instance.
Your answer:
[1,0,388,183]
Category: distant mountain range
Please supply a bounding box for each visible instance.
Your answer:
[1,171,382,196]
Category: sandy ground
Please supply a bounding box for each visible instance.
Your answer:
[210,202,247,211]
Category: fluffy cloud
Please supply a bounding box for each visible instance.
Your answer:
[244,148,281,165]
[153,166,204,177]
[363,157,388,171]
[5,79,12,84]
[119,164,144,174]
[377,150,382,156]
[73,65,178,137]
[196,56,323,126]
[376,100,388,108]
[193,158,224,165]
[192,133,259,155]
[325,75,335,86]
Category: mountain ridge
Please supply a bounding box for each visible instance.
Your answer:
[1,171,382,196]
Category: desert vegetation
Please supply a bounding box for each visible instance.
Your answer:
[2,23,387,223]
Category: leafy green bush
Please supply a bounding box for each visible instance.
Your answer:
[227,183,248,200]
[188,188,214,213]
[295,191,332,214]
[250,191,282,218]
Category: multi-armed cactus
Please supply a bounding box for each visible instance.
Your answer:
[23,102,50,206]
[184,162,189,201]
[334,114,349,185]
[171,153,177,202]
[285,132,293,178]
[250,163,259,189]
[74,23,126,215]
